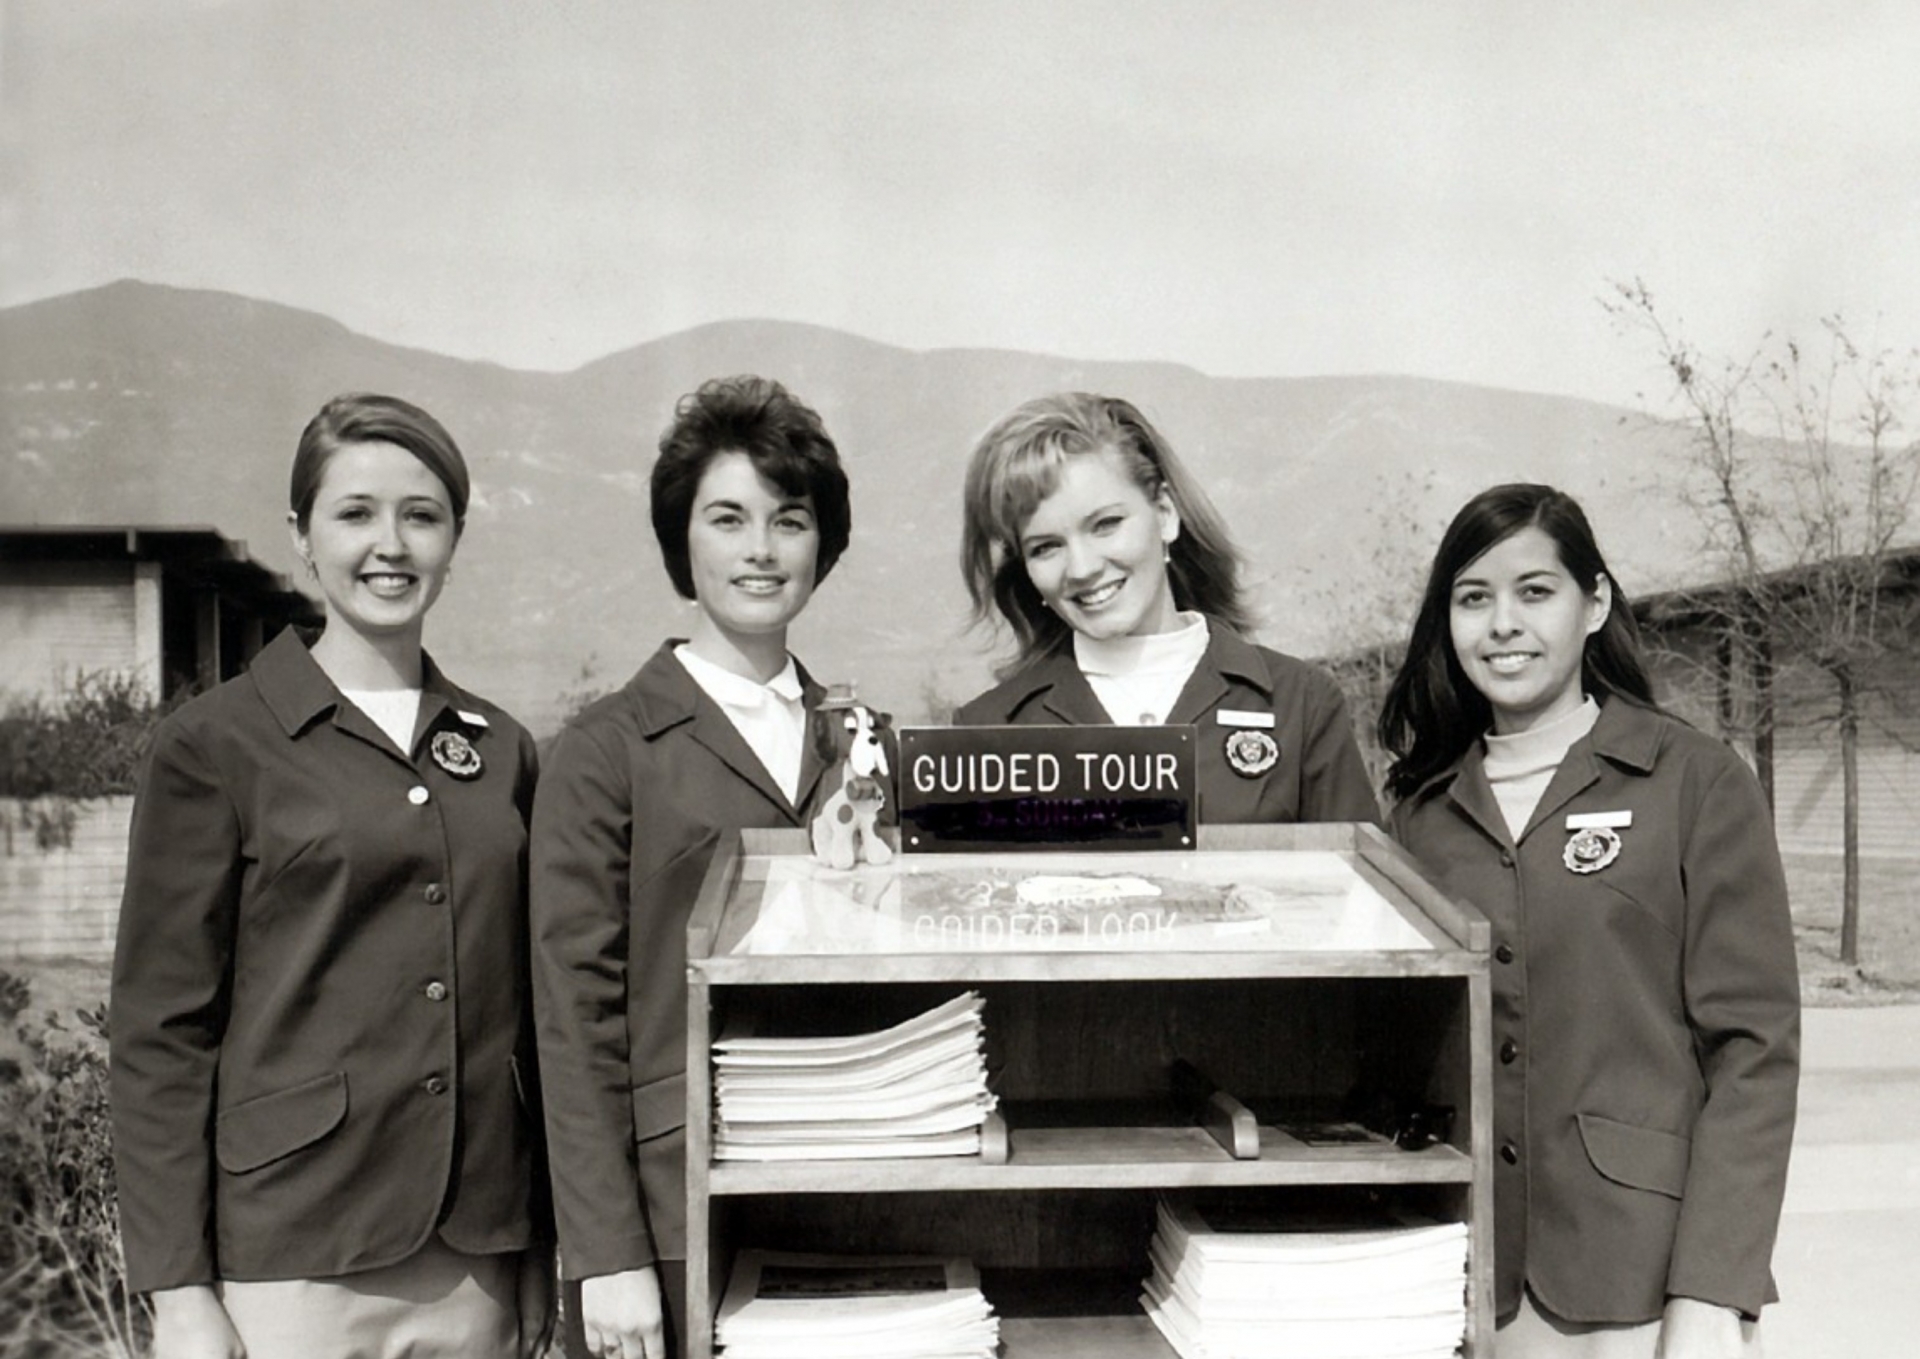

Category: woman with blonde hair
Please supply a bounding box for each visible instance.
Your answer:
[956,391,1377,825]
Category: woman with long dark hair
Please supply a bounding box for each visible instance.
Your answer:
[956,391,1377,825]
[1381,483,1798,1358]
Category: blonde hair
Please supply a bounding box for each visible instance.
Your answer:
[960,392,1253,665]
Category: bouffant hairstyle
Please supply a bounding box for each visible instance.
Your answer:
[650,375,852,600]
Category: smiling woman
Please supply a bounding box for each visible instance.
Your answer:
[954,391,1379,827]
[1379,484,1799,1357]
[530,375,856,1359]
[109,394,553,1359]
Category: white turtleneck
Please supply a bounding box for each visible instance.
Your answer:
[1481,696,1601,839]
[1073,612,1210,725]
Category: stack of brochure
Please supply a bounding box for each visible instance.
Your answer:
[1142,1196,1468,1359]
[712,991,996,1160]
[716,1250,999,1359]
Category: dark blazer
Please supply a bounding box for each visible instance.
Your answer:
[530,643,829,1280]
[110,628,544,1294]
[955,625,1380,825]
[1390,698,1799,1324]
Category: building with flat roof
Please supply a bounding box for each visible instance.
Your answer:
[0,525,319,703]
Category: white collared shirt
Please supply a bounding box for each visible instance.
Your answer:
[1074,612,1210,725]
[673,645,807,804]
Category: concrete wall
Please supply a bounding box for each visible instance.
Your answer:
[0,796,131,962]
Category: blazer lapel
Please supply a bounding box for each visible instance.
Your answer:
[684,702,802,823]
[1165,665,1231,728]
[790,672,831,816]
[1520,743,1603,845]
[1445,752,1515,849]
[636,643,804,824]
[1037,657,1115,724]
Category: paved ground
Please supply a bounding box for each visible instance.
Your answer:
[1763,1005,1920,1358]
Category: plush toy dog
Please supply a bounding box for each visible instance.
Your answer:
[809,688,894,870]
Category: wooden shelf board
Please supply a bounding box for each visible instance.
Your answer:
[709,1125,1471,1194]
[996,1315,1176,1359]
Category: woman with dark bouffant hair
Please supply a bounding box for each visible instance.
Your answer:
[1381,482,1798,1358]
[531,374,855,1359]
[955,390,1377,825]
[111,393,552,1359]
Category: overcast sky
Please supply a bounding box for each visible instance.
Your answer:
[6,0,1918,409]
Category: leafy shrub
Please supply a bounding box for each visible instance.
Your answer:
[0,671,167,801]
[0,970,150,1357]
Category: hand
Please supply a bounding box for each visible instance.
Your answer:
[1658,1295,1753,1359]
[517,1245,557,1358]
[149,1284,246,1359]
[580,1266,665,1359]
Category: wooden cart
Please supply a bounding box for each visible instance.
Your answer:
[684,822,1494,1358]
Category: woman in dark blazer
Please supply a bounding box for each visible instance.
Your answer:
[110,394,550,1359]
[531,375,854,1359]
[1379,484,1798,1358]
[955,391,1377,825]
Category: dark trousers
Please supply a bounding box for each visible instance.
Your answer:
[559,1260,687,1359]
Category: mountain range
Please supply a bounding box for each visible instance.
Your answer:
[1,280,1702,732]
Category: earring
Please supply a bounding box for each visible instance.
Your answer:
[302,556,317,579]
[1163,541,1173,565]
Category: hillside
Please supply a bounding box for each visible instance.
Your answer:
[1,281,1704,731]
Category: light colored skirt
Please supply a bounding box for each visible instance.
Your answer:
[219,1237,525,1359]
[1499,1288,1763,1358]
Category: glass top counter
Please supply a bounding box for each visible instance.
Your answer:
[707,846,1443,959]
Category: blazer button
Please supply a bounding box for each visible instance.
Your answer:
[1498,850,1514,867]
[1500,1141,1519,1165]
[408,785,430,806]
[1495,943,1515,964]
[423,1074,449,1096]
[423,883,448,905]
[423,980,449,1002]
[1500,1039,1519,1064]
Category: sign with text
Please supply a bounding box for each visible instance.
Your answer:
[897,724,1197,852]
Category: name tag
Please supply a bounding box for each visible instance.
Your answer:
[1215,709,1275,729]
[1566,810,1633,830]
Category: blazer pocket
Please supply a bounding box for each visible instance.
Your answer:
[1577,1111,1690,1199]
[630,1071,688,1142]
[216,1071,348,1174]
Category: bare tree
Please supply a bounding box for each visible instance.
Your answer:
[1298,467,1442,795]
[1606,279,1920,967]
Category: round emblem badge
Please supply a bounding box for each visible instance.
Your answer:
[430,730,484,780]
[1563,826,1622,874]
[1223,728,1279,778]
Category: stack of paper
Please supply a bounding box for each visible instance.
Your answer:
[1142,1196,1468,1359]
[713,992,996,1160]
[716,1250,999,1359]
